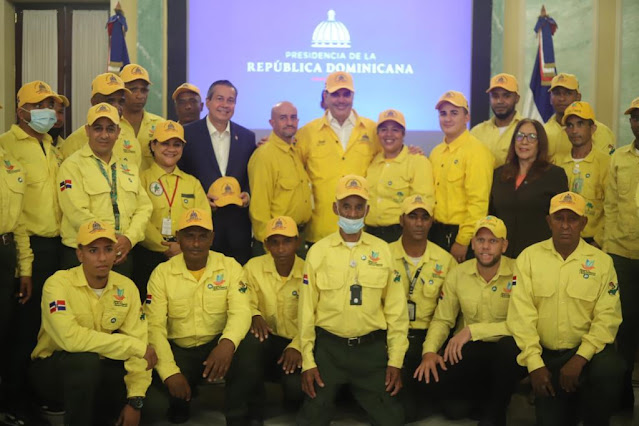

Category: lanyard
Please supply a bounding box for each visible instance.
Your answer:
[158,175,180,213]
[403,259,423,296]
[95,159,120,231]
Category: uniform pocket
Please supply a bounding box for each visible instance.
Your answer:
[101,308,128,331]
[167,298,190,318]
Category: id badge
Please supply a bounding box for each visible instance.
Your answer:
[350,284,362,305]
[407,300,416,321]
[161,217,172,236]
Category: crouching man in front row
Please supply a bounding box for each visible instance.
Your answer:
[30,220,157,426]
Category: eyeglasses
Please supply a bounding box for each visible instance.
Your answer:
[515,132,538,142]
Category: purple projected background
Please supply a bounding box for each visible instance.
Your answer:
[188,0,473,131]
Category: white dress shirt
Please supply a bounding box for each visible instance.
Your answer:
[328,110,356,151]
[206,116,231,175]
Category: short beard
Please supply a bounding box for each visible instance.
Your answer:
[493,106,515,121]
[476,254,501,268]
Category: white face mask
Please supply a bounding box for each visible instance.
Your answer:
[336,206,365,234]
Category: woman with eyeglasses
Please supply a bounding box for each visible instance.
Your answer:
[489,118,568,257]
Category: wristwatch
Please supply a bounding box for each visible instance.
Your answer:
[128,397,144,410]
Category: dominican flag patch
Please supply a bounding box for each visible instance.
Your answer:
[512,276,517,286]
[145,294,152,305]
[59,180,72,191]
[302,274,309,285]
[49,300,66,313]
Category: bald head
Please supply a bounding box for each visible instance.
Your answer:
[269,101,298,143]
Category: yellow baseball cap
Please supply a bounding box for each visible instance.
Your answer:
[377,109,406,129]
[208,176,243,207]
[154,120,186,143]
[486,73,519,94]
[474,215,507,240]
[177,208,213,232]
[435,90,469,111]
[172,83,201,100]
[17,81,61,108]
[401,194,434,216]
[562,101,596,125]
[120,64,152,84]
[325,71,354,93]
[624,97,639,115]
[76,220,118,246]
[55,93,70,107]
[336,174,369,200]
[549,191,586,216]
[264,216,299,239]
[549,73,580,93]
[91,73,130,97]
[87,103,120,125]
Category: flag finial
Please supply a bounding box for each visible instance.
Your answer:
[540,5,547,17]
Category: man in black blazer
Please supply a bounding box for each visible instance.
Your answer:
[179,80,255,264]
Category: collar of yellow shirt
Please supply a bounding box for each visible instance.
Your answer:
[373,145,408,164]
[169,252,229,282]
[69,266,120,290]
[326,231,375,248]
[556,146,597,166]
[489,111,523,129]
[466,256,514,283]
[147,161,187,180]
[441,129,472,153]
[319,109,366,131]
[267,131,295,153]
[539,238,596,262]
[261,253,304,279]
[11,123,54,144]
[393,237,442,266]
[80,142,120,166]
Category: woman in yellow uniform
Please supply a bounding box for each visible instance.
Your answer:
[365,109,434,242]
[133,120,208,297]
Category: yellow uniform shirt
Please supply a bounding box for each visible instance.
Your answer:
[248,132,312,242]
[545,117,616,162]
[429,130,495,246]
[0,125,62,238]
[0,148,33,276]
[59,119,142,167]
[389,238,455,330]
[299,232,409,371]
[124,111,163,172]
[470,111,523,167]
[57,144,152,248]
[295,111,379,242]
[605,143,639,259]
[423,257,516,354]
[145,251,251,381]
[507,239,621,372]
[365,147,435,227]
[244,254,304,351]
[557,148,610,244]
[31,267,150,397]
[140,162,208,252]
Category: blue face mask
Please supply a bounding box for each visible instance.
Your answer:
[22,108,56,134]
[337,207,366,235]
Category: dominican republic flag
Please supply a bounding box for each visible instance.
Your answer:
[106,4,130,73]
[59,179,72,191]
[145,294,152,305]
[49,300,66,313]
[523,12,558,123]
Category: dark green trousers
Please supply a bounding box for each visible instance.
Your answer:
[131,245,167,303]
[297,329,404,426]
[399,329,438,422]
[365,224,403,244]
[29,352,127,426]
[146,333,261,425]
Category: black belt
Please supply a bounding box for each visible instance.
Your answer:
[408,329,427,340]
[316,327,386,347]
[0,232,14,246]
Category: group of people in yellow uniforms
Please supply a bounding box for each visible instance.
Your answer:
[0,64,637,426]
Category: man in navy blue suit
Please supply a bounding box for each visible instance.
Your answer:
[179,80,256,264]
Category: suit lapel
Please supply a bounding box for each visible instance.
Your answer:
[226,121,240,178]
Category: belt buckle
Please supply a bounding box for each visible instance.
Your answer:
[347,337,361,346]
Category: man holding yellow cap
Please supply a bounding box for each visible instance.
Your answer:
[172,83,203,125]
[30,219,157,426]
[295,71,380,246]
[545,73,616,161]
[145,208,258,425]
[504,191,623,425]
[0,80,64,404]
[297,174,408,425]
[248,101,312,257]
[243,215,305,417]
[59,72,142,166]
[605,95,639,410]
[134,120,208,297]
[416,215,516,425]
[556,101,609,248]
[471,73,523,166]
[57,103,152,279]
[121,64,164,171]
[365,110,435,243]
[387,194,454,421]
[430,90,494,263]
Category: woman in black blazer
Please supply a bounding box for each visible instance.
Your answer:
[489,118,568,258]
